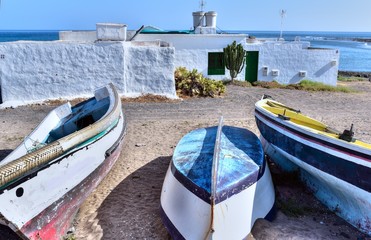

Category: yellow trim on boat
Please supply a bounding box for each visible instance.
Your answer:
[258,99,371,150]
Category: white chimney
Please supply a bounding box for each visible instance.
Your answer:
[192,11,205,29]
[205,11,217,28]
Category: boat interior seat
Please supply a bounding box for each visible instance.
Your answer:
[47,98,110,143]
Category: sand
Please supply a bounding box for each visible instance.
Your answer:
[0,81,370,239]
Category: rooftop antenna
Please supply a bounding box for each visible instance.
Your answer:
[279,9,287,40]
[199,0,206,11]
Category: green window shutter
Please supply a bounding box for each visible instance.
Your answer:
[208,52,225,75]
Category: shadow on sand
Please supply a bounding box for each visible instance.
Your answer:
[0,225,21,240]
[97,156,172,239]
[0,151,172,239]
[0,149,12,162]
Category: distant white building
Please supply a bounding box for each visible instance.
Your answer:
[130,10,339,85]
[0,10,339,106]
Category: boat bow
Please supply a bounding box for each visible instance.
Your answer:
[0,83,121,192]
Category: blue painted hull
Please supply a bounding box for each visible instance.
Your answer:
[255,101,371,235]
[171,126,265,203]
[160,125,275,239]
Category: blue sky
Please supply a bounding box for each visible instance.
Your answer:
[0,0,370,32]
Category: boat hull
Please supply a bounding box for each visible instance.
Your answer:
[160,125,275,239]
[255,106,371,235]
[160,161,275,240]
[0,83,126,240]
[0,115,125,240]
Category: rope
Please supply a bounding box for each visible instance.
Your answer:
[24,136,47,153]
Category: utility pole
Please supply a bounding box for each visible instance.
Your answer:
[279,9,287,40]
[199,0,206,11]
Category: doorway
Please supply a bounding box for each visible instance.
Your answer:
[245,51,259,83]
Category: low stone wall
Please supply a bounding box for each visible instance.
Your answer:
[0,41,176,105]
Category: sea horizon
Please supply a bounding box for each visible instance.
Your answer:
[0,30,370,72]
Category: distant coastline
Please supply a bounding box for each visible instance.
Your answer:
[338,70,371,78]
[354,38,371,43]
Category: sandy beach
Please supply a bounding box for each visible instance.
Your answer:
[0,81,370,239]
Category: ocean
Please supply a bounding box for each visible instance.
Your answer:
[0,30,370,72]
[235,31,371,72]
[0,30,59,42]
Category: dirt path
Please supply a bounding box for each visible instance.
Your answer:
[0,81,370,239]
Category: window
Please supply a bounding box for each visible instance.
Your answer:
[208,52,225,75]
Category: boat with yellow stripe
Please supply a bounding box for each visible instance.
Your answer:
[254,95,371,235]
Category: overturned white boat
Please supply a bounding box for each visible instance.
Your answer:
[160,118,275,239]
[0,83,126,240]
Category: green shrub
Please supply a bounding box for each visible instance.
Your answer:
[175,67,225,97]
[251,80,353,92]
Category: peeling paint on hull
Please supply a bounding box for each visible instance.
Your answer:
[20,137,124,240]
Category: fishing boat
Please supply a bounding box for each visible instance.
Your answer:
[160,117,275,239]
[0,83,126,240]
[254,95,371,235]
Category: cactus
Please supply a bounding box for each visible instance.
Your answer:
[223,41,246,81]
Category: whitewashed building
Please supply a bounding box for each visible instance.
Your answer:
[131,11,339,85]
[0,10,339,106]
[60,10,339,85]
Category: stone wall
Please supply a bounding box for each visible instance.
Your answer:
[0,41,176,105]
[123,46,175,96]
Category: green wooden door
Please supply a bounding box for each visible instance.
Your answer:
[245,51,259,82]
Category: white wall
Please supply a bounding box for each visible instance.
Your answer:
[244,42,339,85]
[134,34,247,50]
[174,49,244,81]
[0,41,176,105]
[0,33,340,106]
[59,30,136,42]
[124,46,175,96]
[135,34,247,81]
[59,31,97,42]
[135,34,339,85]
